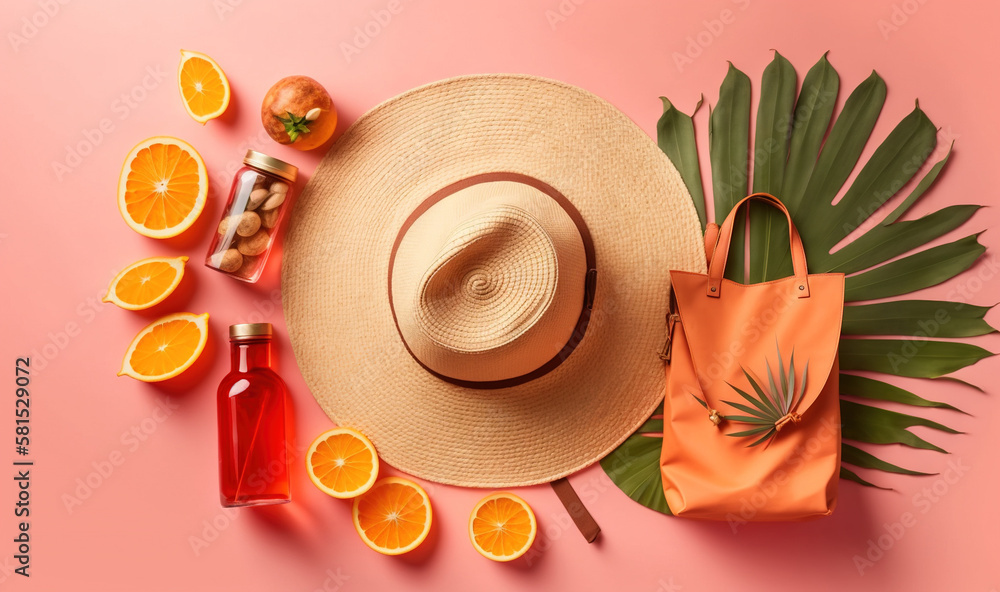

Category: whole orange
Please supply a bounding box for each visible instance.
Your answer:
[261,75,337,151]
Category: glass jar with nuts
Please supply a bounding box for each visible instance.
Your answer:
[205,150,298,282]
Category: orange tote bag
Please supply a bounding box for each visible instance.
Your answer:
[660,193,844,523]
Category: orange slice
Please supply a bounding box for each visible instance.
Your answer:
[469,492,537,562]
[178,50,230,124]
[103,256,188,310]
[352,477,432,555]
[118,312,209,382]
[306,427,380,499]
[117,136,208,239]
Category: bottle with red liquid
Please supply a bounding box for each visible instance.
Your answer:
[217,323,290,507]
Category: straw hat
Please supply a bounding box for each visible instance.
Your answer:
[282,74,705,487]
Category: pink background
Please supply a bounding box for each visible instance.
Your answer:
[2,0,998,590]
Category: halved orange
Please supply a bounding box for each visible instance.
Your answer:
[118,312,209,382]
[178,50,230,124]
[469,492,537,562]
[117,136,208,239]
[103,256,188,310]
[352,477,432,555]
[306,427,380,499]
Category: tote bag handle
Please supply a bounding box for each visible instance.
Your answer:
[706,193,810,299]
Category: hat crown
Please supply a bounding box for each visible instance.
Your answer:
[415,205,558,353]
[391,180,588,383]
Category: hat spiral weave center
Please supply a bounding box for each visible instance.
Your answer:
[415,206,557,352]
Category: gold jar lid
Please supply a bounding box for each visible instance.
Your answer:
[244,150,298,182]
[230,323,273,340]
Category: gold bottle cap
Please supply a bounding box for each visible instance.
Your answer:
[244,150,298,182]
[229,323,273,340]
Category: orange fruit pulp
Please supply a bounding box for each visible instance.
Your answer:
[469,492,537,561]
[103,256,188,310]
[306,427,380,499]
[117,136,208,239]
[118,312,209,382]
[178,49,230,124]
[352,477,432,555]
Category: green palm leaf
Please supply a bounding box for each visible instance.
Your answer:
[881,142,954,226]
[728,425,775,437]
[841,466,892,490]
[658,96,706,230]
[710,63,751,281]
[840,400,960,453]
[764,359,785,410]
[812,102,937,251]
[821,205,980,274]
[781,52,839,211]
[841,443,933,477]
[839,373,965,413]
[841,300,995,338]
[748,430,778,448]
[599,403,670,515]
[604,52,993,512]
[843,233,985,301]
[838,338,993,378]
[692,346,807,448]
[797,70,885,234]
[719,400,771,420]
[749,51,796,282]
[741,368,783,416]
[728,383,776,417]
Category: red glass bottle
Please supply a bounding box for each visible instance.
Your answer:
[217,323,290,507]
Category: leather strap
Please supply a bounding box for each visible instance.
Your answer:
[703,222,720,266]
[706,193,810,298]
[550,478,601,543]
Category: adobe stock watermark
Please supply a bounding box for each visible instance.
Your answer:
[189,438,304,556]
[709,83,837,201]
[888,253,1000,374]
[0,554,21,585]
[27,269,117,376]
[839,126,960,240]
[687,288,798,394]
[672,0,751,73]
[213,0,251,22]
[877,0,930,40]
[307,567,350,592]
[189,505,243,557]
[51,64,169,181]
[212,128,273,191]
[61,396,181,514]
[727,416,840,533]
[340,0,411,64]
[654,577,683,592]
[545,0,587,30]
[852,458,970,575]
[236,289,283,325]
[7,0,72,54]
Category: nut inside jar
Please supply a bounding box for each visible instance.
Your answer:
[206,153,297,283]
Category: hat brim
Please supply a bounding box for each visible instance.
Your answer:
[282,74,705,487]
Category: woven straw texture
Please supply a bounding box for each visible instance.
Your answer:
[281,74,705,487]
[392,181,587,382]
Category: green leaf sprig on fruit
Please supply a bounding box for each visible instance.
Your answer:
[262,75,338,151]
[275,109,321,143]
